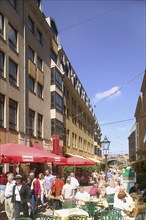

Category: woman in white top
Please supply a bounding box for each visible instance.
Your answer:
[38,173,46,206]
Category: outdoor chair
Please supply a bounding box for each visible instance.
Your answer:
[80,203,96,219]
[68,215,88,220]
[105,194,115,209]
[100,209,124,220]
[39,214,61,220]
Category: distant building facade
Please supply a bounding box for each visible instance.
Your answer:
[129,71,146,161]
[128,124,136,162]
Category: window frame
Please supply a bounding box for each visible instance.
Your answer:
[28,76,35,93]
[0,51,4,77]
[9,0,17,9]
[37,56,42,71]
[9,99,17,131]
[9,59,17,86]
[29,109,35,135]
[0,13,4,38]
[38,113,43,138]
[37,83,43,98]
[8,24,17,50]
[51,91,63,113]
[28,16,34,34]
[36,28,42,44]
[28,46,34,62]
[0,94,4,128]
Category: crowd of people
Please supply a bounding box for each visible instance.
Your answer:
[1,168,146,220]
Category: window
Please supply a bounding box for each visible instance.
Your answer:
[36,28,42,44]
[37,83,43,98]
[51,92,63,113]
[51,119,63,138]
[66,90,69,99]
[9,0,17,9]
[9,99,17,130]
[28,16,34,33]
[29,76,35,92]
[0,94,4,127]
[29,109,35,135]
[51,68,62,90]
[50,49,57,63]
[67,109,69,119]
[9,59,17,85]
[38,113,43,138]
[0,51,4,77]
[28,47,34,62]
[0,13,4,38]
[51,20,58,42]
[37,56,42,70]
[8,24,17,50]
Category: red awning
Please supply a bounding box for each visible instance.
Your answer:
[0,143,66,164]
[64,156,96,166]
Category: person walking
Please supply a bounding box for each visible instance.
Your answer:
[2,173,15,220]
[44,169,54,194]
[38,173,46,207]
[69,173,79,194]
[12,174,31,219]
[29,172,41,216]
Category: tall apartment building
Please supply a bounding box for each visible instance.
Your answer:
[129,71,146,161]
[0,0,52,149]
[0,0,102,161]
[58,48,102,159]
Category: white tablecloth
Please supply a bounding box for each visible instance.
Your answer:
[54,208,89,220]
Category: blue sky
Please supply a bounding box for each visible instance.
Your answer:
[42,0,146,154]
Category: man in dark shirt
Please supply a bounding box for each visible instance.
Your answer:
[129,183,139,194]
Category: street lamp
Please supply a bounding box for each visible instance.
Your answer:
[101,136,110,180]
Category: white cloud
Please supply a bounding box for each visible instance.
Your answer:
[93,86,121,104]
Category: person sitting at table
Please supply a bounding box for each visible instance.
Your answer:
[105,182,115,195]
[129,183,140,194]
[89,183,100,198]
[114,187,134,218]
[75,186,90,203]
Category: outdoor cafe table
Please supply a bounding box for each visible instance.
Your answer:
[54,208,89,220]
[84,198,108,208]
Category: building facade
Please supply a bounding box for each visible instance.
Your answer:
[0,0,52,149]
[128,124,136,162]
[0,0,102,161]
[129,71,146,161]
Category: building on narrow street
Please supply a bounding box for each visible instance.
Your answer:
[129,70,146,161]
[0,0,102,166]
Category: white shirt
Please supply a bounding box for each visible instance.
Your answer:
[39,179,46,191]
[106,186,115,195]
[70,177,79,190]
[75,191,90,201]
[15,185,22,201]
[62,183,73,199]
[5,180,15,197]
[114,193,134,216]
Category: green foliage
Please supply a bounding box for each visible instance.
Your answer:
[63,165,101,178]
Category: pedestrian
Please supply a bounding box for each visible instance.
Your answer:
[2,173,15,220]
[38,173,46,207]
[69,173,79,194]
[12,174,31,219]
[44,169,54,194]
[29,172,41,216]
[26,176,34,219]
